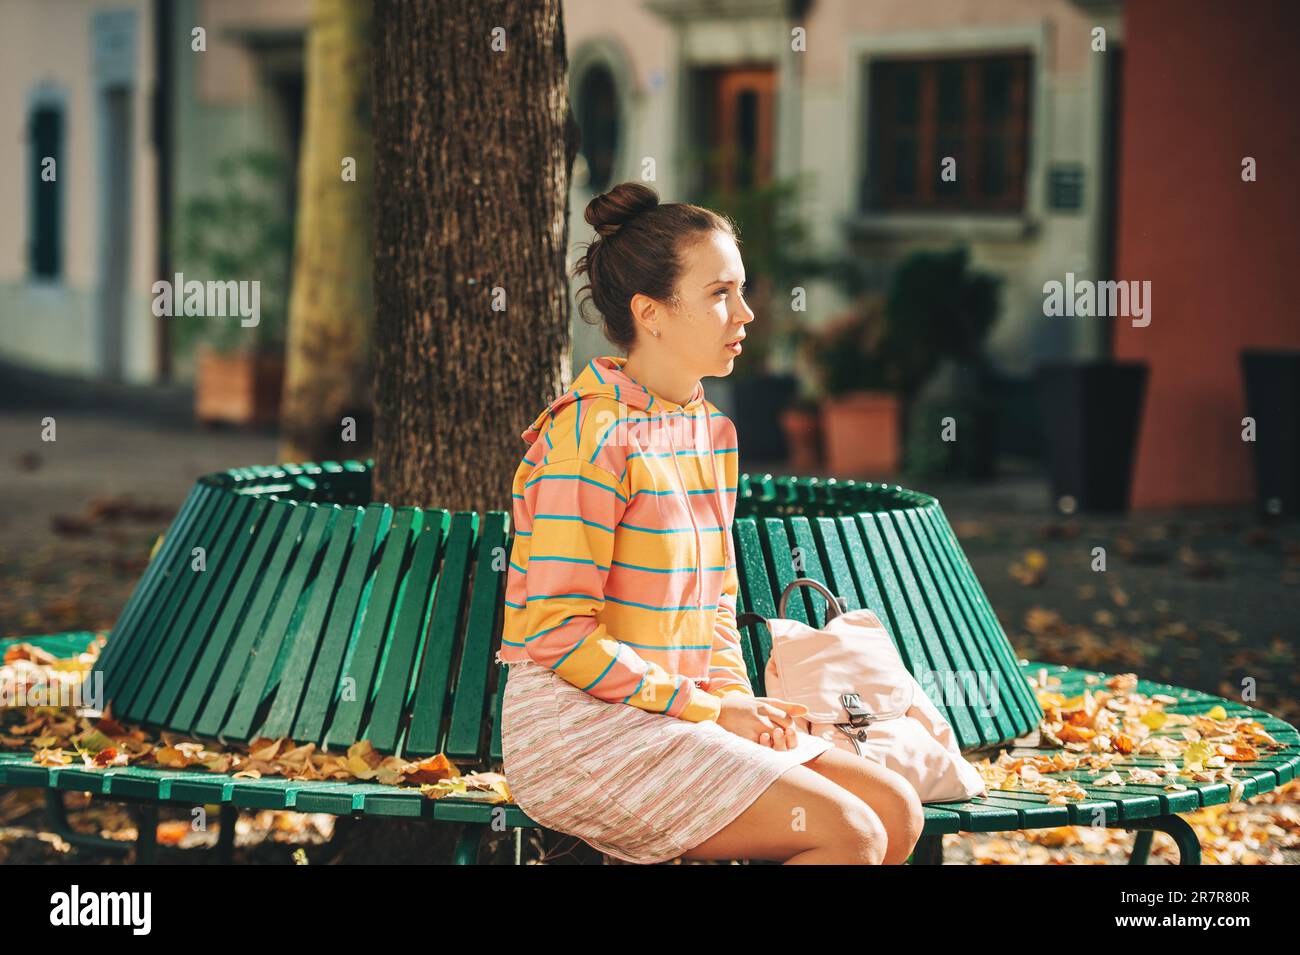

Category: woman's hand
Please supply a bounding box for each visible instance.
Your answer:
[717,695,810,750]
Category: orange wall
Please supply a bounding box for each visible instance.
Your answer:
[1114,0,1300,508]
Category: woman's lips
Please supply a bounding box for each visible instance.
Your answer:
[725,340,743,354]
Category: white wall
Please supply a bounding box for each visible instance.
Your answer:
[0,0,157,382]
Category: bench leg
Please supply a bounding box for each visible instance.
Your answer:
[133,803,159,865]
[909,833,944,865]
[1123,815,1200,865]
[216,804,238,864]
[1129,829,1154,865]
[454,824,485,865]
[42,790,133,856]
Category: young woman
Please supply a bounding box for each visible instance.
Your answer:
[497,182,923,865]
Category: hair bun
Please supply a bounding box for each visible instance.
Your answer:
[585,182,660,237]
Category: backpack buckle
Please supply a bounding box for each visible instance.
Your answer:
[840,692,875,727]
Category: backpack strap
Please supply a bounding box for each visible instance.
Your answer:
[779,578,848,624]
[735,579,848,632]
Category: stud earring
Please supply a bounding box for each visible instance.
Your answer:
[651,329,661,338]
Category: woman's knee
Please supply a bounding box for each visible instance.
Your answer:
[880,781,924,864]
[855,767,923,863]
[807,752,925,863]
[824,795,890,865]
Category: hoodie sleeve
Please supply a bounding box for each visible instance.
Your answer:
[504,457,724,723]
[705,558,755,699]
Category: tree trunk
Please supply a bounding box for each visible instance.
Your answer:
[332,0,577,864]
[279,0,374,462]
[371,0,579,511]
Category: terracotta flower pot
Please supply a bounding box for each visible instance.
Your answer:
[195,346,284,427]
[820,391,901,477]
[779,406,822,471]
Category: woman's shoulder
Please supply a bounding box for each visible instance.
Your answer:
[703,401,738,442]
[523,395,632,486]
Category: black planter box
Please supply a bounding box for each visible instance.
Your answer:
[732,373,797,465]
[1035,361,1148,513]
[1241,350,1300,520]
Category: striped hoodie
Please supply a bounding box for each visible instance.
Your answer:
[498,355,754,722]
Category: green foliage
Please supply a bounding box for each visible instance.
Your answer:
[795,293,892,397]
[172,151,294,356]
[799,245,1001,401]
[886,245,1000,367]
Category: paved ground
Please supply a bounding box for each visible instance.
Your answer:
[1,408,1296,864]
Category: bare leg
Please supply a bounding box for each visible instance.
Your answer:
[679,763,889,864]
[803,747,924,865]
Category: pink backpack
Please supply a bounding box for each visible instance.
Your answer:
[748,579,985,804]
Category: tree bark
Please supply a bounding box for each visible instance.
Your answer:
[279,0,375,462]
[371,0,578,511]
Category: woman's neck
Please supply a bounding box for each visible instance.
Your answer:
[621,352,699,408]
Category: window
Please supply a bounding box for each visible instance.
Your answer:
[575,63,620,193]
[864,53,1031,213]
[29,104,64,278]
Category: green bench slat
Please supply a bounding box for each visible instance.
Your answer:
[855,513,980,749]
[909,508,1027,745]
[260,506,367,739]
[143,496,261,726]
[900,509,1009,738]
[123,495,257,720]
[786,517,831,624]
[168,500,288,733]
[192,502,311,737]
[445,512,509,761]
[367,510,453,753]
[734,518,777,692]
[111,488,236,715]
[928,502,1043,723]
[291,505,389,744]
[878,511,987,748]
[322,508,417,750]
[221,505,337,741]
[93,484,206,690]
[99,484,221,701]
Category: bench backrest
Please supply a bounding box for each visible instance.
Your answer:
[91,462,1039,767]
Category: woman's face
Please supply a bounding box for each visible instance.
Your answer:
[661,229,755,379]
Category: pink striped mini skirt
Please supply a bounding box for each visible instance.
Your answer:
[499,659,836,864]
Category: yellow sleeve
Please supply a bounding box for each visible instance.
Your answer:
[705,559,755,700]
[504,458,724,722]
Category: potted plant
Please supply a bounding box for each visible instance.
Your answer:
[173,151,294,428]
[798,293,903,476]
[779,395,822,472]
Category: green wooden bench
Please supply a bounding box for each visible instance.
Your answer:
[2,461,1296,864]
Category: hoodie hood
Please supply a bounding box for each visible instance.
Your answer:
[521,355,705,448]
[519,355,732,615]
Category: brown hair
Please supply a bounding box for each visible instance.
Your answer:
[572,182,737,352]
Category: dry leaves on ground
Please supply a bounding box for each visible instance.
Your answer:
[1,640,510,804]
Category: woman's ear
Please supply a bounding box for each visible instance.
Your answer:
[629,291,662,341]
